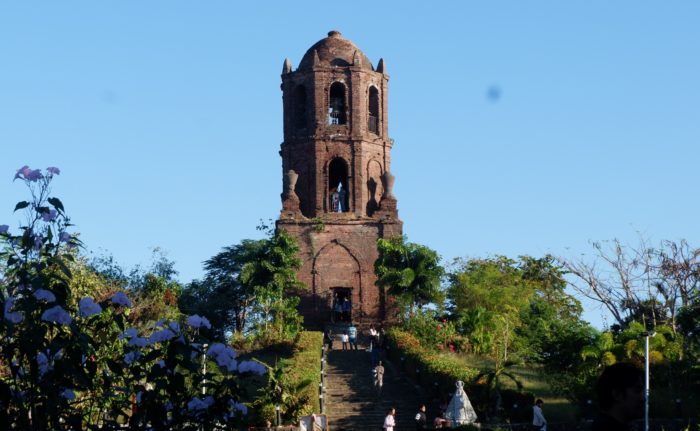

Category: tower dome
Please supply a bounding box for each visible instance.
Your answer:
[297,30,373,71]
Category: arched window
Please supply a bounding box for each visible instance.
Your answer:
[368,86,379,134]
[328,82,347,125]
[294,85,307,130]
[328,158,349,212]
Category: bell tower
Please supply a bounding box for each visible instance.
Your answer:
[277,31,402,328]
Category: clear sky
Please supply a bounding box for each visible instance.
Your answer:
[1,1,698,327]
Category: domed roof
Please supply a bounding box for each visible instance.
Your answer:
[297,31,373,72]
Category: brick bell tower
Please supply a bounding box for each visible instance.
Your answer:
[277,31,402,329]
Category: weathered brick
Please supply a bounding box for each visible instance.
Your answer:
[277,31,402,329]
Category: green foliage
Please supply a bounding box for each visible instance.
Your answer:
[250,331,323,424]
[179,238,266,340]
[180,227,306,346]
[402,308,461,352]
[241,228,305,343]
[386,328,479,387]
[375,236,445,313]
[0,167,265,429]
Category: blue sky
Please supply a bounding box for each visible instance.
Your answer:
[1,1,699,327]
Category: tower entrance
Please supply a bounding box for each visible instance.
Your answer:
[331,287,352,322]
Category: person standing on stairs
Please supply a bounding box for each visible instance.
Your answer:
[383,407,396,431]
[374,360,385,396]
[415,404,427,430]
[347,322,358,350]
[324,328,333,351]
[340,331,349,350]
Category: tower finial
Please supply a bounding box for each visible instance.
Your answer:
[283,58,292,74]
[377,58,385,74]
[353,50,362,67]
[328,30,342,38]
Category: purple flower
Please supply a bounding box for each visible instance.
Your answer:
[32,235,43,251]
[41,209,58,222]
[41,306,72,326]
[111,292,132,308]
[229,400,248,415]
[187,396,215,412]
[206,343,238,372]
[33,289,56,303]
[148,328,176,344]
[14,165,30,180]
[47,167,61,175]
[0,225,9,234]
[79,297,102,317]
[59,232,72,243]
[61,388,75,400]
[4,297,23,324]
[168,321,181,333]
[128,337,147,348]
[119,327,139,339]
[26,169,43,182]
[186,314,211,329]
[237,360,267,375]
[37,352,51,376]
[124,351,141,365]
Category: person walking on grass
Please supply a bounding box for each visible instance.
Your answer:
[383,407,396,431]
[532,399,547,431]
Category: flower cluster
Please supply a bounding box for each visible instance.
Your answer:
[1,167,262,430]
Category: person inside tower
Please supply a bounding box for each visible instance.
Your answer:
[330,188,340,212]
[333,297,342,322]
[342,297,352,321]
[336,182,346,212]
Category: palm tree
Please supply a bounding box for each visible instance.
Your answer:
[375,236,445,313]
[473,360,523,419]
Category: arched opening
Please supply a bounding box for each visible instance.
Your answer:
[328,82,347,125]
[293,85,307,130]
[368,86,379,134]
[328,158,349,212]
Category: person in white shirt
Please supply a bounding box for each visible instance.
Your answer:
[383,407,396,431]
[340,331,349,350]
[532,399,547,431]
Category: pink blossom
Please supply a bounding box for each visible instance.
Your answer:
[47,167,61,175]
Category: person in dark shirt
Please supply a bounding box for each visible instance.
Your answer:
[414,404,427,430]
[591,362,644,431]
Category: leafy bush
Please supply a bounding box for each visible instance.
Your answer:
[0,166,266,430]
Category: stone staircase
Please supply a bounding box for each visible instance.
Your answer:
[324,343,427,430]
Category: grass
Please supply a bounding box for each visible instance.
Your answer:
[450,353,578,423]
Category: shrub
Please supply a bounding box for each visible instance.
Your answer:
[0,167,265,430]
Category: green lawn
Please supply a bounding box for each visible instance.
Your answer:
[449,353,578,423]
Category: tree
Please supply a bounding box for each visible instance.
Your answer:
[375,236,445,314]
[179,239,265,340]
[559,238,700,331]
[241,228,305,341]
